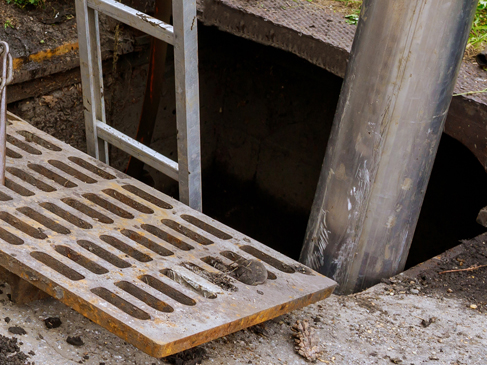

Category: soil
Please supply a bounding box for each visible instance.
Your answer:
[0,0,78,59]
[0,334,31,365]
[418,232,487,307]
[10,84,87,152]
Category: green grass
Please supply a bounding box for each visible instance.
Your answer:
[5,0,44,8]
[470,0,487,50]
[335,0,487,52]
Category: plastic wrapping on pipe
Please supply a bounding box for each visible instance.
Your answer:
[300,0,478,294]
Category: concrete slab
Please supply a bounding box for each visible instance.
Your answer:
[0,235,485,364]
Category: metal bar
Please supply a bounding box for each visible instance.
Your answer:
[125,0,172,179]
[87,0,174,45]
[173,0,202,211]
[0,42,12,186]
[75,0,109,163]
[300,0,477,294]
[96,121,179,180]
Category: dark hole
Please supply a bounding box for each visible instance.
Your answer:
[55,246,109,275]
[120,229,173,256]
[121,185,173,209]
[16,130,62,151]
[102,189,153,214]
[0,191,12,201]
[7,135,41,155]
[61,198,114,224]
[17,207,70,234]
[28,164,77,188]
[141,224,194,251]
[4,178,34,197]
[115,281,174,312]
[83,194,134,219]
[139,275,196,306]
[0,212,47,239]
[407,134,487,268]
[99,235,152,262]
[180,214,232,240]
[48,160,97,184]
[31,251,84,281]
[6,167,56,192]
[68,157,116,180]
[91,287,150,320]
[0,226,23,245]
[6,148,21,159]
[239,246,295,273]
[78,240,131,269]
[39,202,92,229]
[161,219,213,245]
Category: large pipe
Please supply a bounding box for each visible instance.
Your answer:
[300,0,477,294]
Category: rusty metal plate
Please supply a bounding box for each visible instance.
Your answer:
[0,111,336,358]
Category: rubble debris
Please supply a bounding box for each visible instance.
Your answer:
[291,319,322,362]
[0,335,31,365]
[44,317,62,329]
[66,336,84,347]
[8,326,26,336]
[420,317,436,328]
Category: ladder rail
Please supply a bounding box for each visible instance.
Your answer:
[173,0,202,211]
[76,1,109,163]
[75,0,202,211]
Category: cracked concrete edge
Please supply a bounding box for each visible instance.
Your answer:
[197,0,350,78]
[400,242,467,280]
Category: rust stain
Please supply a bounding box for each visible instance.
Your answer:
[13,42,79,70]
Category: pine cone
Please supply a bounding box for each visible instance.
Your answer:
[291,319,322,362]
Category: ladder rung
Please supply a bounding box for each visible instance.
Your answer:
[87,0,175,45]
[96,121,179,180]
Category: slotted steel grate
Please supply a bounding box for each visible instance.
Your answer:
[0,112,336,358]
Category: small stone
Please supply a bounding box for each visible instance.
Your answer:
[410,289,419,294]
[470,304,478,309]
[67,336,84,346]
[447,289,453,293]
[45,317,62,329]
[4,317,10,323]
[8,326,26,335]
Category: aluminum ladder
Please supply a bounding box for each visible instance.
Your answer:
[75,0,202,211]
